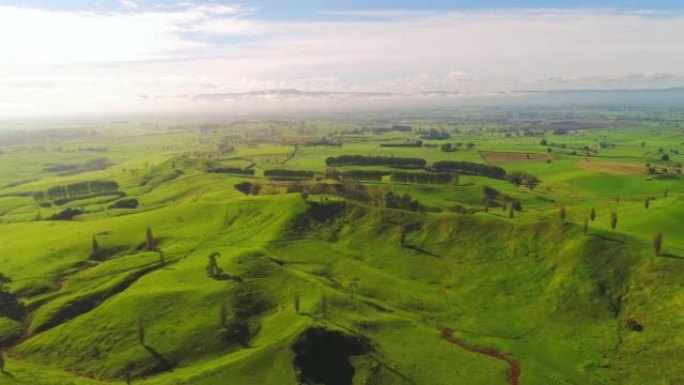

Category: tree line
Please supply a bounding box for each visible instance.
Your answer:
[263,169,314,180]
[340,170,388,182]
[208,167,256,176]
[432,161,506,179]
[36,180,119,201]
[325,155,427,169]
[390,171,455,185]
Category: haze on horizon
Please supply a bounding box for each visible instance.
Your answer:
[2,0,684,118]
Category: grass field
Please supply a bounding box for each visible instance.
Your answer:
[0,112,683,385]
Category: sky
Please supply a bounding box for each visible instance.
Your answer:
[1,0,684,117]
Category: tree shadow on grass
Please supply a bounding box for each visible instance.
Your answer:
[142,345,175,372]
[588,233,624,244]
[404,245,441,257]
[1,370,15,380]
[659,253,684,260]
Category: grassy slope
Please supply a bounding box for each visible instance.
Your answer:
[0,122,683,385]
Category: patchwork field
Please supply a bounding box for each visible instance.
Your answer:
[480,151,552,163]
[0,110,683,385]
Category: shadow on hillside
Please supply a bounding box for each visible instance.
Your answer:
[0,370,13,378]
[142,344,175,372]
[588,233,624,244]
[660,253,684,260]
[404,245,441,257]
[1,370,15,380]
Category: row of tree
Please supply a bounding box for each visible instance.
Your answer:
[263,169,314,180]
[390,171,455,185]
[208,167,256,176]
[340,170,388,182]
[37,180,119,201]
[432,161,506,179]
[325,155,427,169]
[379,140,423,148]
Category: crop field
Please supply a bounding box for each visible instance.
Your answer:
[480,151,552,163]
[0,110,683,385]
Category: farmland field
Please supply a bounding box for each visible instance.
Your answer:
[480,151,552,163]
[0,109,683,385]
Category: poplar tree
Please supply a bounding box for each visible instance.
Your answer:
[653,232,663,256]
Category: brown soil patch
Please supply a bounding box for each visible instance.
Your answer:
[481,151,551,163]
[575,160,644,175]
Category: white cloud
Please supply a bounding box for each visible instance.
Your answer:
[1,6,684,117]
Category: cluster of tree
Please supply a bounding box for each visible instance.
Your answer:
[263,169,314,180]
[0,273,23,320]
[42,158,111,175]
[440,143,458,152]
[481,186,519,210]
[38,180,119,201]
[385,191,423,211]
[234,182,263,195]
[50,208,83,221]
[417,128,450,140]
[390,171,455,185]
[208,167,256,176]
[505,171,541,190]
[77,147,108,152]
[206,252,241,281]
[379,140,422,148]
[432,161,506,179]
[217,142,236,154]
[109,198,139,209]
[304,138,342,147]
[340,170,388,182]
[350,125,412,135]
[325,155,427,169]
[440,142,475,152]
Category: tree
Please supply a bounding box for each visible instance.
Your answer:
[124,363,133,385]
[349,278,359,300]
[145,227,155,251]
[653,232,663,256]
[559,206,567,221]
[206,252,223,278]
[158,250,166,267]
[610,211,618,230]
[320,292,328,318]
[293,293,300,315]
[137,317,146,346]
[590,208,596,222]
[219,304,227,327]
[0,273,23,320]
[583,218,588,234]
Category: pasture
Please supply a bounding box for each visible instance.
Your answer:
[0,112,682,385]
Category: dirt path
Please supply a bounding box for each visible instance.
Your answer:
[440,328,521,385]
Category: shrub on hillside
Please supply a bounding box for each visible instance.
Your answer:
[109,198,139,209]
[50,208,83,221]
